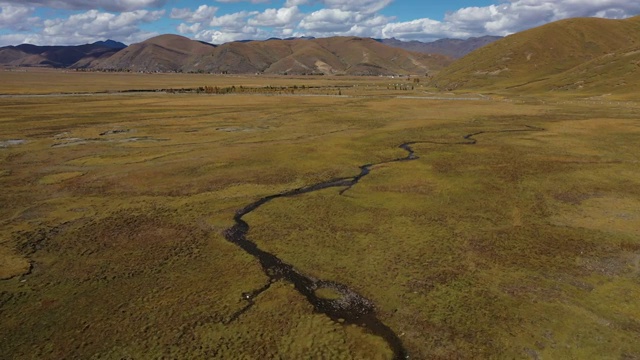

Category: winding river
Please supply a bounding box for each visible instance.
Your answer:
[223,126,543,359]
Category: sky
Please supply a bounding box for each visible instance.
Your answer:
[1,0,639,46]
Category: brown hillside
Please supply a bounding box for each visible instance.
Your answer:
[0,43,123,68]
[0,48,29,64]
[188,36,452,75]
[431,16,640,93]
[189,40,288,74]
[94,34,215,72]
[96,35,451,75]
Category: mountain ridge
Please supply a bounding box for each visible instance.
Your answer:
[377,36,502,59]
[0,35,463,75]
[0,40,126,68]
[90,35,452,75]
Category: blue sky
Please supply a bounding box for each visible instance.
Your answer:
[1,1,639,46]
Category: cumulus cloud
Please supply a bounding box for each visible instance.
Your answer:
[171,5,218,23]
[297,8,393,39]
[209,10,258,29]
[248,6,301,27]
[383,0,640,41]
[319,0,393,15]
[194,26,268,44]
[42,9,164,37]
[3,0,640,47]
[3,0,167,12]
[0,2,40,31]
[177,22,202,35]
[2,9,163,45]
[284,0,308,7]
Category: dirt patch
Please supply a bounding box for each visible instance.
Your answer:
[0,140,26,148]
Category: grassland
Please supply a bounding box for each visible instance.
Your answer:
[430,16,640,100]
[1,70,639,359]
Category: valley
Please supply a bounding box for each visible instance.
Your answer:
[1,71,639,359]
[1,13,640,360]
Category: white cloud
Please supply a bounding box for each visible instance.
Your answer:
[382,19,471,42]
[0,33,41,46]
[382,0,640,41]
[209,11,257,29]
[319,0,393,14]
[3,0,167,12]
[2,9,164,45]
[298,8,393,37]
[284,0,308,7]
[42,9,164,36]
[171,5,218,23]
[248,6,301,27]
[299,9,359,32]
[177,22,202,35]
[0,2,40,31]
[3,0,640,47]
[194,26,267,44]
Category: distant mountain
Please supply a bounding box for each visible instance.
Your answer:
[92,34,215,72]
[378,36,502,59]
[0,40,126,68]
[92,40,127,49]
[93,35,452,75]
[1,34,453,76]
[430,16,640,96]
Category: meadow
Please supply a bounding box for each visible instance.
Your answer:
[1,70,639,359]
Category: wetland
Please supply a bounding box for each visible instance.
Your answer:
[1,71,640,359]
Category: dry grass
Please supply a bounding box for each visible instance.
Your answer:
[0,68,425,96]
[430,16,640,100]
[1,71,639,359]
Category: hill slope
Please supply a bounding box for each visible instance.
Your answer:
[93,34,216,72]
[0,41,126,68]
[431,16,640,95]
[95,35,452,75]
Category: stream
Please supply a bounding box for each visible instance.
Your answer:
[223,126,543,359]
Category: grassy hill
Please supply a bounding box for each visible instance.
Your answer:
[431,16,640,97]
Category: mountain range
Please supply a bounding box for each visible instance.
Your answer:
[0,35,494,75]
[377,36,502,59]
[0,40,126,68]
[2,15,640,97]
[91,35,453,75]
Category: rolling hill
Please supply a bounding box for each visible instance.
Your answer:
[93,35,452,75]
[93,34,216,72]
[0,40,126,68]
[430,16,640,96]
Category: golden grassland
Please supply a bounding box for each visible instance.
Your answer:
[0,68,419,95]
[1,70,639,359]
[430,16,640,100]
